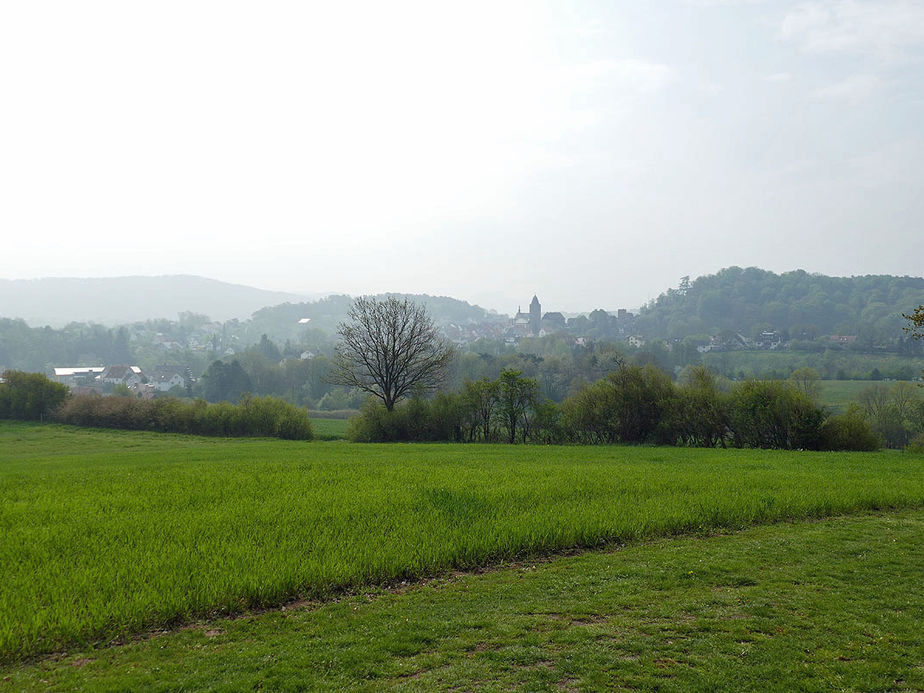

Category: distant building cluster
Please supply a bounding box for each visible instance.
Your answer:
[506,295,637,345]
[52,364,192,398]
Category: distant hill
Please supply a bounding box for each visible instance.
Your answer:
[0,276,312,326]
[636,267,924,341]
[242,293,501,343]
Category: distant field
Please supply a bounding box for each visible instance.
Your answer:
[819,379,918,413]
[701,351,924,381]
[1,422,922,663]
[310,416,350,440]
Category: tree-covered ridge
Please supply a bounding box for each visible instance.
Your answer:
[637,267,924,341]
[245,293,498,343]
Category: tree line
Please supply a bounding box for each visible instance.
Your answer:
[345,364,897,451]
[336,296,922,451]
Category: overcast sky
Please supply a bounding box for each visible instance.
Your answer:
[2,1,922,313]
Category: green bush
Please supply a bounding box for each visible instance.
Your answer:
[53,394,312,440]
[0,371,69,422]
[560,365,676,445]
[728,380,826,450]
[906,433,924,454]
[819,405,880,451]
[346,394,473,443]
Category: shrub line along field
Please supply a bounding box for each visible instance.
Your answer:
[1,422,922,665]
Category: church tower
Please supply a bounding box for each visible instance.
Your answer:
[529,295,541,336]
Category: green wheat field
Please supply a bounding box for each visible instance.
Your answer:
[2,421,923,671]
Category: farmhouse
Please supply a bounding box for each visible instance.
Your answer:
[99,365,144,388]
[148,365,189,392]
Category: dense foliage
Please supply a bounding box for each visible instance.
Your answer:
[853,382,924,449]
[53,394,313,440]
[637,267,924,342]
[0,370,69,421]
[348,364,882,451]
[0,319,133,373]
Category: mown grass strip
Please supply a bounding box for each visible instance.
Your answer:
[1,421,922,663]
[3,510,923,691]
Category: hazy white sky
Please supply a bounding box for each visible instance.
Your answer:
[2,0,922,313]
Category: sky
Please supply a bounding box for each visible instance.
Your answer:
[2,1,923,314]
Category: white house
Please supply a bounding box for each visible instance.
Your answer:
[99,365,144,387]
[148,365,188,392]
[626,335,646,348]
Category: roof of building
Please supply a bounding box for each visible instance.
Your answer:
[149,365,187,382]
[53,367,105,377]
[102,365,143,379]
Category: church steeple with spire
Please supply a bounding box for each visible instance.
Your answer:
[529,295,541,336]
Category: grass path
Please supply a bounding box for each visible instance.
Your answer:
[3,509,922,691]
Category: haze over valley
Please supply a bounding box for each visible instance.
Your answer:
[2,3,924,689]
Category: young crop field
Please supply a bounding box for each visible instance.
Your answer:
[309,416,350,440]
[1,422,922,666]
[4,510,922,691]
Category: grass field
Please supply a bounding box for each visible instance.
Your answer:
[310,416,350,440]
[817,379,918,413]
[1,422,922,665]
[700,350,924,382]
[3,510,923,690]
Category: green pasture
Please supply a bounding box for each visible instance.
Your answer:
[1,422,922,664]
[309,416,350,440]
[5,510,922,691]
[700,350,924,381]
[817,379,918,413]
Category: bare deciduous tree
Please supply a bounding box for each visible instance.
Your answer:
[330,296,455,411]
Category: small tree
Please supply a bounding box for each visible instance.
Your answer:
[495,369,539,444]
[788,367,821,403]
[330,296,455,411]
[462,377,498,441]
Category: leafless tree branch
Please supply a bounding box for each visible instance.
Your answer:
[329,296,455,410]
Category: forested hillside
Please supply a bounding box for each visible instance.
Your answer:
[242,293,499,344]
[0,293,498,374]
[636,268,924,341]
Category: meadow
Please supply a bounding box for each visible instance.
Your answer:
[309,416,350,440]
[6,510,922,690]
[817,378,917,413]
[1,421,922,664]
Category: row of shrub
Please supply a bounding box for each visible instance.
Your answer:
[54,393,313,439]
[1,371,313,440]
[349,365,885,451]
